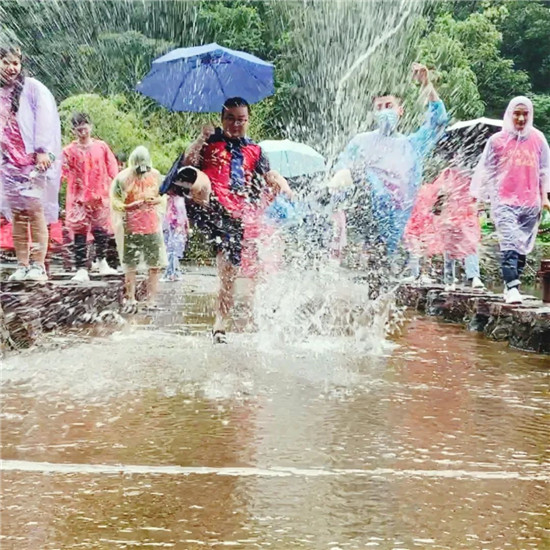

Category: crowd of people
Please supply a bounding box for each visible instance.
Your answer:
[1,43,549,343]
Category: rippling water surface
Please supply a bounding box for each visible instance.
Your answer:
[1,270,549,549]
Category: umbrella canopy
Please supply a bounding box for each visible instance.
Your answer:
[438,117,503,161]
[446,117,503,133]
[136,43,274,113]
[259,139,326,179]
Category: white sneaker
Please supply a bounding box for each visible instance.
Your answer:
[71,268,90,282]
[8,265,28,281]
[24,263,48,282]
[418,274,435,285]
[444,283,456,292]
[90,260,100,272]
[505,287,523,304]
[471,276,485,289]
[98,258,118,275]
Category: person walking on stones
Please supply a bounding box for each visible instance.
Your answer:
[62,112,119,281]
[471,96,550,304]
[330,62,447,264]
[0,44,61,282]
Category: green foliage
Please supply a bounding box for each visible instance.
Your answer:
[531,94,550,138]
[29,30,174,101]
[454,11,531,116]
[58,94,189,174]
[417,14,485,120]
[500,1,550,93]
[3,0,548,150]
[419,8,531,120]
[195,1,264,54]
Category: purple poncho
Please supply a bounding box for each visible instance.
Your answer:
[0,77,62,223]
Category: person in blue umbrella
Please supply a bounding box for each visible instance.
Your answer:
[330,63,448,267]
[165,97,292,343]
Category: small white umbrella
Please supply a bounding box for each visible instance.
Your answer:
[259,139,326,179]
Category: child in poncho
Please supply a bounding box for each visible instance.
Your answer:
[161,195,189,282]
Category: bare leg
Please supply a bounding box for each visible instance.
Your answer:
[244,276,258,329]
[214,252,237,333]
[147,267,161,303]
[12,210,30,266]
[28,208,48,265]
[125,268,137,301]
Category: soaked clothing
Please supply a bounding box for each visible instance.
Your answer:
[0,85,35,168]
[501,249,527,289]
[471,96,550,255]
[166,129,271,267]
[335,100,448,253]
[62,139,118,234]
[199,128,270,216]
[110,163,167,270]
[123,232,163,268]
[185,197,244,266]
[0,78,61,223]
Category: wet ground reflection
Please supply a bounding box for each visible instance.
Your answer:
[1,274,549,549]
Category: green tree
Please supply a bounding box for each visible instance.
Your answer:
[500,0,550,94]
[417,14,484,120]
[419,9,531,119]
[455,11,531,116]
[195,1,265,54]
[531,94,550,138]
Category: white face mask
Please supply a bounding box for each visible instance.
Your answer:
[375,108,399,136]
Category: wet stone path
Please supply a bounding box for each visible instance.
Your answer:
[1,267,549,549]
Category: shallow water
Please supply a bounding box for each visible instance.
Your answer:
[1,270,549,549]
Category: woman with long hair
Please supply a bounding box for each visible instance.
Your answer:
[0,44,61,281]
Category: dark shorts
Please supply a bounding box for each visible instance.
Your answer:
[185,197,244,266]
[123,232,162,268]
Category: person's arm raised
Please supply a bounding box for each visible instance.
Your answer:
[412,62,439,103]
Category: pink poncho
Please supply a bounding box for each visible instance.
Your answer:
[404,179,443,257]
[471,96,550,254]
[62,139,119,233]
[0,77,61,223]
[437,167,481,259]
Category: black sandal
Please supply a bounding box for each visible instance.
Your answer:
[212,330,227,344]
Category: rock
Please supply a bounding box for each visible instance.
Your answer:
[399,282,549,355]
[0,288,43,349]
[396,283,444,312]
[0,275,141,347]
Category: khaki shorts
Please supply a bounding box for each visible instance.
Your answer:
[123,232,162,267]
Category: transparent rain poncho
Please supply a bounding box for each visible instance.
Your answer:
[0,76,62,224]
[471,96,550,255]
[110,146,167,272]
[334,100,447,253]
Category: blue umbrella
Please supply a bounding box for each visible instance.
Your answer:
[136,43,274,113]
[259,139,326,179]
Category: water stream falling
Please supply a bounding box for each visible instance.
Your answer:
[2,2,549,549]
